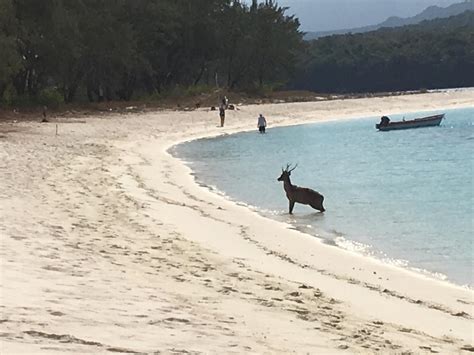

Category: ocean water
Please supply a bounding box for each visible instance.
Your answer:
[172,108,474,286]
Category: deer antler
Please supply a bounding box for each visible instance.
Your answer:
[282,163,298,172]
[288,163,298,172]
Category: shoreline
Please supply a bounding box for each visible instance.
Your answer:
[166,106,474,291]
[168,105,473,290]
[174,174,469,290]
[1,91,473,353]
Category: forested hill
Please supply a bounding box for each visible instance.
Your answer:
[304,0,474,40]
[291,11,474,93]
[1,1,473,108]
[0,0,303,106]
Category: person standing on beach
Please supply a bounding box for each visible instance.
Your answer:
[257,113,267,133]
[219,104,225,127]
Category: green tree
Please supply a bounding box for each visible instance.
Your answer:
[251,0,303,87]
[80,0,140,101]
[293,11,474,92]
[0,0,22,101]
[1,0,306,104]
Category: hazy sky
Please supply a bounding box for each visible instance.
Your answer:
[270,0,463,31]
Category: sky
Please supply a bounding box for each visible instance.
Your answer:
[268,0,463,32]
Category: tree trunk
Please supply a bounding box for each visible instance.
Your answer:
[86,84,95,102]
[193,64,206,86]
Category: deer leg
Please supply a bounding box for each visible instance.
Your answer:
[289,200,295,214]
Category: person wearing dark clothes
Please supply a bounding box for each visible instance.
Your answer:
[380,116,390,126]
[219,104,225,127]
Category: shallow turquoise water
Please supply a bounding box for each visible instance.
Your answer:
[173,107,474,286]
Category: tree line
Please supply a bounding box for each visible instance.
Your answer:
[291,11,474,93]
[1,1,473,108]
[0,0,303,106]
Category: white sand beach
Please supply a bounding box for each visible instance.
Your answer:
[1,91,473,354]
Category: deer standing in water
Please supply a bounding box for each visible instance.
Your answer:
[277,164,325,214]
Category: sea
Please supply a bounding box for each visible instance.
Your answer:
[172,107,474,287]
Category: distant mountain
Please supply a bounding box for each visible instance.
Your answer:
[304,0,474,40]
[393,9,474,31]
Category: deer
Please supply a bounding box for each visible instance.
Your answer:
[277,164,325,214]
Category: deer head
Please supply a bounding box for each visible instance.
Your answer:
[277,163,297,181]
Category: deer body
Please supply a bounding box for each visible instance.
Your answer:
[278,165,325,214]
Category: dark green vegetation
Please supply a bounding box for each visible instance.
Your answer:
[0,0,302,107]
[1,1,473,109]
[293,11,474,93]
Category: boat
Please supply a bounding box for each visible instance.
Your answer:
[376,114,445,131]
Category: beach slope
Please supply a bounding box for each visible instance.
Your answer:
[1,91,473,353]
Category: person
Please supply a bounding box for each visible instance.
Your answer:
[219,104,225,127]
[222,96,229,109]
[379,116,390,126]
[257,113,267,133]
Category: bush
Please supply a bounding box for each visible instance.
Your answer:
[38,88,64,108]
[183,84,214,97]
[2,87,65,108]
[163,84,215,98]
[1,84,18,107]
[135,91,163,102]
